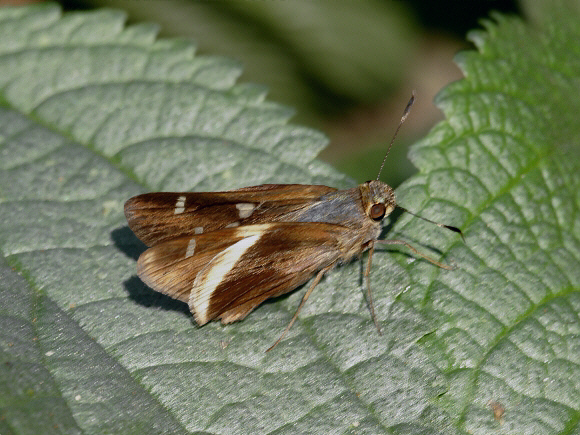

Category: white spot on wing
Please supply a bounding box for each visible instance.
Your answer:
[190,234,261,324]
[185,238,196,258]
[236,203,256,219]
[174,195,186,214]
[194,226,203,234]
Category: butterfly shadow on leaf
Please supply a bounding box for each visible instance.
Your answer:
[111,226,191,315]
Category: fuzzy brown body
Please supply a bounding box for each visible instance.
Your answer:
[124,181,396,326]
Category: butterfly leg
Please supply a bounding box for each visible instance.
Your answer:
[266,264,333,352]
[364,243,382,335]
[376,239,454,270]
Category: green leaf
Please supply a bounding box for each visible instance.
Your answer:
[0,3,579,435]
[394,4,580,433]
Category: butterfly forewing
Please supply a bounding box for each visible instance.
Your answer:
[125,184,337,246]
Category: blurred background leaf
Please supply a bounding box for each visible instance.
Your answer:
[45,0,520,186]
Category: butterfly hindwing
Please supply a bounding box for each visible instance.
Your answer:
[136,225,265,303]
[136,222,348,325]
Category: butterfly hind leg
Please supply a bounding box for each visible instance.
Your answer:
[266,264,333,352]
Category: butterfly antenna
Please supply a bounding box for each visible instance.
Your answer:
[397,206,465,242]
[376,91,416,181]
[376,208,464,271]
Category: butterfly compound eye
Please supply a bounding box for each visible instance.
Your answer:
[369,203,386,220]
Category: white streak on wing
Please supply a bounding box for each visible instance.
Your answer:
[225,222,240,228]
[190,234,261,324]
[174,195,186,214]
[236,203,256,218]
[233,224,272,238]
[185,239,196,258]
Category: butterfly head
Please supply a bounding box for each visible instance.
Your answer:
[360,180,396,222]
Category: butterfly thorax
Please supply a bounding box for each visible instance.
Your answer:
[278,180,396,259]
